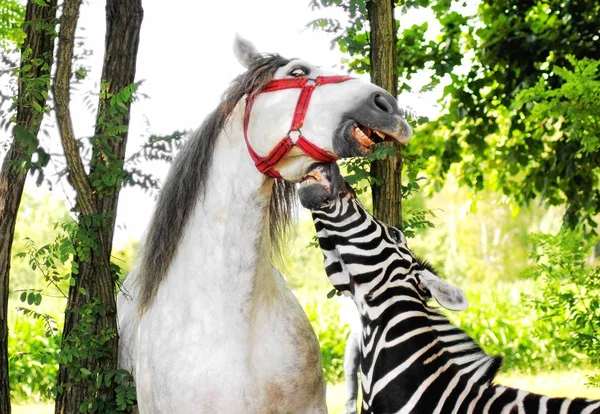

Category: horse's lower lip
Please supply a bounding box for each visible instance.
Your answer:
[352,122,410,152]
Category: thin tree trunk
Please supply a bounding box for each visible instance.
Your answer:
[54,0,143,412]
[367,0,403,227]
[0,1,57,412]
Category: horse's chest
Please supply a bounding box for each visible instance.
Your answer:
[135,288,325,413]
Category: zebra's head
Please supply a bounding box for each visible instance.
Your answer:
[299,163,468,316]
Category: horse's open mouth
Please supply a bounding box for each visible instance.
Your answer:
[352,122,408,153]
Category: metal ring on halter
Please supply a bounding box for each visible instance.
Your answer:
[288,129,302,141]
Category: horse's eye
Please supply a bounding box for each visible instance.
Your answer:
[289,67,308,77]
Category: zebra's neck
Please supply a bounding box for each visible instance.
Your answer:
[359,293,600,414]
[359,288,502,413]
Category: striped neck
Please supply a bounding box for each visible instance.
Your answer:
[359,289,501,413]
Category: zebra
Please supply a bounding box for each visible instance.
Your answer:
[298,162,600,414]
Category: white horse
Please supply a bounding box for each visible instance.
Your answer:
[117,36,411,413]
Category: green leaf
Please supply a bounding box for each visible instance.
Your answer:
[32,100,42,112]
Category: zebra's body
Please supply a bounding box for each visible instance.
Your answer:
[298,163,600,414]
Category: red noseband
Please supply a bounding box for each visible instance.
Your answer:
[243,75,353,179]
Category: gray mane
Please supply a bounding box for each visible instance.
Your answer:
[137,54,293,313]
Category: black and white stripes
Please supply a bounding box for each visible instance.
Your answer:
[298,163,600,414]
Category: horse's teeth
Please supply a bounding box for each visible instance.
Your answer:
[355,127,367,140]
[354,127,374,147]
[374,131,385,139]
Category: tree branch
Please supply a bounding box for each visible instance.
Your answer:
[53,0,95,216]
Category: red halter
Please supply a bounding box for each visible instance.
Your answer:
[243,75,353,179]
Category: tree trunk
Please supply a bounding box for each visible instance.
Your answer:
[367,0,403,227]
[0,1,57,412]
[54,0,143,412]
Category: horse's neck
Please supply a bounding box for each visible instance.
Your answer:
[161,111,274,313]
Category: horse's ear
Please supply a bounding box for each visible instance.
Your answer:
[234,34,260,68]
[420,270,468,311]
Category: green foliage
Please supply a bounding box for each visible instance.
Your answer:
[301,296,351,384]
[412,1,600,230]
[2,0,57,187]
[10,59,52,171]
[400,155,435,238]
[90,82,139,197]
[49,81,142,411]
[14,230,76,297]
[450,280,586,374]
[339,146,435,238]
[9,79,145,410]
[523,229,600,386]
[6,77,179,410]
[11,190,70,289]
[8,189,143,405]
[46,215,136,411]
[123,130,186,196]
[0,0,26,48]
[312,0,600,231]
[515,56,600,229]
[57,299,136,413]
[8,310,60,403]
[410,175,560,284]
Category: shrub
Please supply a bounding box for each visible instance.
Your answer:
[300,295,351,384]
[523,229,600,386]
[449,280,583,375]
[9,307,60,403]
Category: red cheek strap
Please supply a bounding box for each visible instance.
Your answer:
[243,75,352,179]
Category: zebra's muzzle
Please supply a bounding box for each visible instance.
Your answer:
[298,162,355,210]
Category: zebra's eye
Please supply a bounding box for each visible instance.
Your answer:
[289,66,308,77]
[389,228,402,243]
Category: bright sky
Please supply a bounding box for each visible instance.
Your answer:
[9,0,438,248]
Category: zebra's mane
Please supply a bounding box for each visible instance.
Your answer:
[414,257,503,384]
[425,304,503,384]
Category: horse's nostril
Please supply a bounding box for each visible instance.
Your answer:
[373,93,394,114]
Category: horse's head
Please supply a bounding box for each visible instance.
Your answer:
[234,36,412,182]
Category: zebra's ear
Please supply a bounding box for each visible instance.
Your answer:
[234,34,260,68]
[420,271,468,311]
